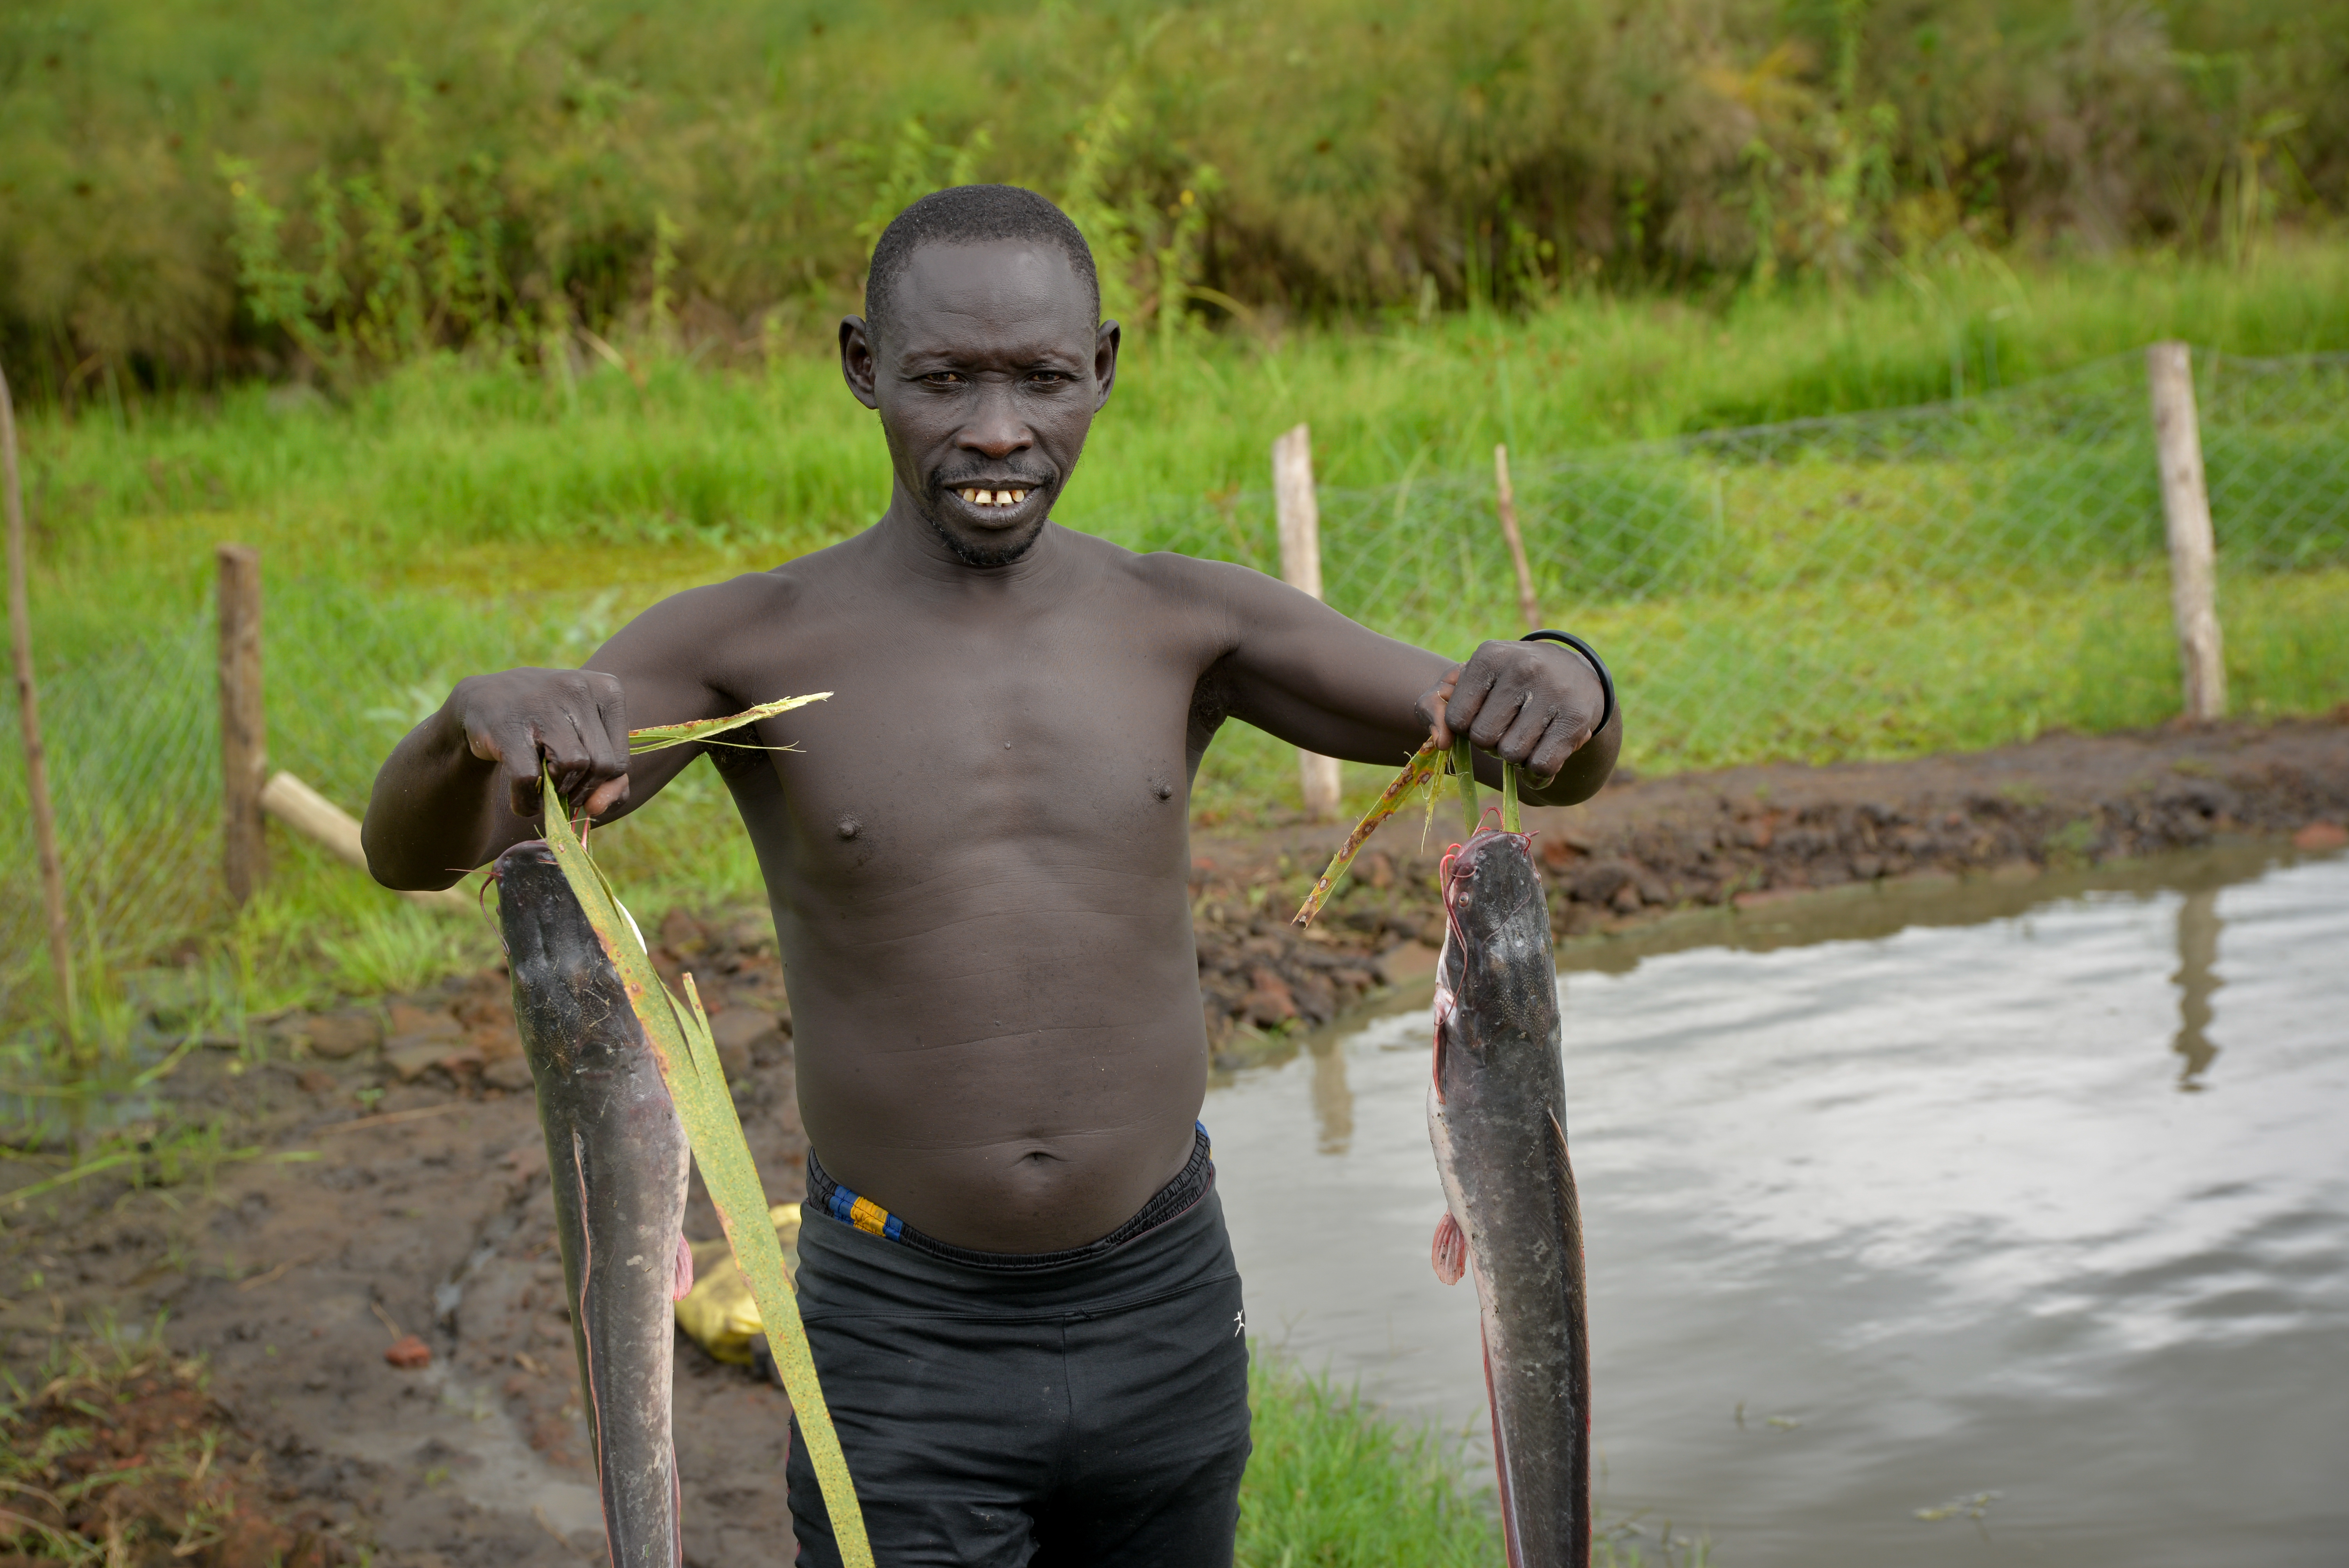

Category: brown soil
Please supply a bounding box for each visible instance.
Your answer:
[2,713,2343,1566]
[0,1347,351,1567]
[1,915,804,1568]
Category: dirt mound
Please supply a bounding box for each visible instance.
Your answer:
[1188,713,2349,1057]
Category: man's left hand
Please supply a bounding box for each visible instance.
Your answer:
[1415,639,1606,789]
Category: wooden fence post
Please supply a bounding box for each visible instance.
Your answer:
[217,544,267,905]
[2147,342,2226,722]
[1493,444,1542,629]
[1272,423,1342,821]
[2,363,76,1045]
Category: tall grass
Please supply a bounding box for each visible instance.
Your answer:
[26,243,2349,563]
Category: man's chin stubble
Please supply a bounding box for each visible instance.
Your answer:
[924,507,1046,568]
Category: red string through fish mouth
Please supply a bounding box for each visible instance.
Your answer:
[1440,845,1474,956]
[476,864,507,956]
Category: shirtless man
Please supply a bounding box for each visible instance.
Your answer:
[364,185,1619,1567]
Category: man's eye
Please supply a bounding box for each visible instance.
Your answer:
[922,372,964,386]
[1028,371,1072,386]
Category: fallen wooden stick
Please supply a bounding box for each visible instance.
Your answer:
[260,770,473,912]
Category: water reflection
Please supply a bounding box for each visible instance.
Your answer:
[1308,1036,1354,1154]
[2172,887,2222,1089]
[1213,843,2349,1568]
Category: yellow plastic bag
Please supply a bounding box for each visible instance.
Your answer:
[676,1203,803,1367]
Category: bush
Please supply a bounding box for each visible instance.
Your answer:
[5,0,2347,392]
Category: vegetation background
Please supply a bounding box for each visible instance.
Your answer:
[4,0,2346,392]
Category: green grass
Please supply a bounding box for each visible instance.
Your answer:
[1238,1353,1705,1568]
[5,248,2349,1049]
[28,241,2349,561]
[1239,1354,1504,1568]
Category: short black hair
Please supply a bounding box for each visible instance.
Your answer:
[863,185,1100,345]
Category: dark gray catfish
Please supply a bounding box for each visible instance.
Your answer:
[498,841,692,1568]
[1426,826,1590,1568]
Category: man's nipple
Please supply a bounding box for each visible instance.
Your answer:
[836,816,861,840]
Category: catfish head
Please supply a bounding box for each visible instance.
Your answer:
[1444,827,1544,951]
[1435,828,1557,1094]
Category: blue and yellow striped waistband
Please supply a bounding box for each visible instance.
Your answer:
[824,1182,904,1241]
[804,1122,1213,1271]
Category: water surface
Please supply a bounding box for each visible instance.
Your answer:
[1212,845,2349,1565]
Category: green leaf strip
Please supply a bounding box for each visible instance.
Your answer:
[540,768,874,1568]
[626,692,832,754]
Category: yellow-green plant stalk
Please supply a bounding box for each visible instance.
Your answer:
[1293,738,1447,928]
[537,698,872,1568]
[1293,739,1531,928]
[1454,736,1480,839]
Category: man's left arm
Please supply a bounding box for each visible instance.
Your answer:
[1196,559,1621,807]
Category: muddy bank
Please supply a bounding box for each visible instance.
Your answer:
[4,714,2345,1566]
[1,915,808,1568]
[1187,713,2349,1055]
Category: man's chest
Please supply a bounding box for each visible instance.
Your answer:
[726,598,1215,879]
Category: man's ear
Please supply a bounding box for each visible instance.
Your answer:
[840,315,880,410]
[1093,319,1122,412]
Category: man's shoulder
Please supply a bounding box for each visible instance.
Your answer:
[648,536,863,622]
[1069,530,1257,597]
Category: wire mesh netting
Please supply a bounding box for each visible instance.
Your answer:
[3,347,2345,1025]
[1088,349,2349,770]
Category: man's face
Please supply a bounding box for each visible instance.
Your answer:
[841,240,1119,567]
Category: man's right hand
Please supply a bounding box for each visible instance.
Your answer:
[442,667,634,821]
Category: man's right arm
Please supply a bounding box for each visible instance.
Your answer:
[360,584,752,891]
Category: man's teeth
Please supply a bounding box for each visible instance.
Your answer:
[958,487,1029,507]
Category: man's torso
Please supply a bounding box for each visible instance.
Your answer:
[640,527,1237,1252]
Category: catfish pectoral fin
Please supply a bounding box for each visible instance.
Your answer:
[1431,1212,1468,1285]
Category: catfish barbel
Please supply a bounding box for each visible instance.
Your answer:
[499,839,693,1568]
[1426,824,1590,1568]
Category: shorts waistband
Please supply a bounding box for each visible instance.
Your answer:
[805,1123,1214,1274]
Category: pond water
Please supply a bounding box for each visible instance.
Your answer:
[1210,843,2349,1566]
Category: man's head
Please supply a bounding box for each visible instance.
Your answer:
[841,186,1119,568]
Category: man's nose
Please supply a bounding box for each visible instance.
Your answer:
[957,381,1033,460]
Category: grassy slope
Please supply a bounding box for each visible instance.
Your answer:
[43,241,2349,554]
[5,246,2349,1032]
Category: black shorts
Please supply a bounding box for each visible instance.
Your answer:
[785,1131,1252,1567]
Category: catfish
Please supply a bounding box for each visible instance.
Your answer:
[1426,825,1591,1568]
[499,840,692,1568]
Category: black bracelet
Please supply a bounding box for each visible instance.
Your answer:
[1520,631,1615,736]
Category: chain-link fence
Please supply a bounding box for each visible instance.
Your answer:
[4,347,2345,1029]
[1096,348,2349,772]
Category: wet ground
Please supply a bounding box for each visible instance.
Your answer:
[2,718,2344,1565]
[1214,839,2349,1567]
[0,911,807,1568]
